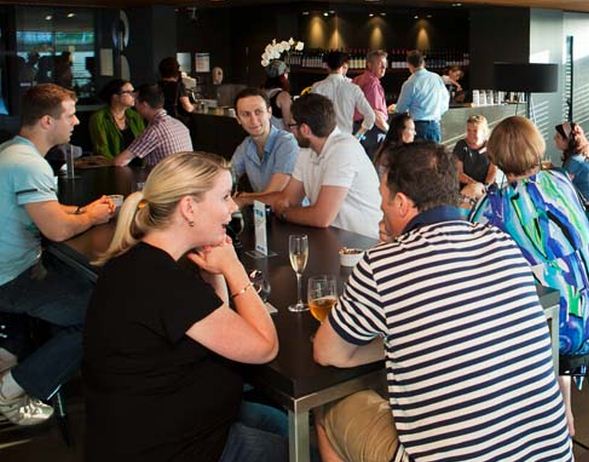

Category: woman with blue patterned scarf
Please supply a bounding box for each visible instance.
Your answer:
[471,116,589,438]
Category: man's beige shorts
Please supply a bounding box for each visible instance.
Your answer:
[322,389,399,462]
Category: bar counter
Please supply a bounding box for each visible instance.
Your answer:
[186,103,525,159]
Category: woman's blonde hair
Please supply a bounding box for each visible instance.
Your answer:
[94,152,230,266]
[487,116,545,176]
[467,114,489,138]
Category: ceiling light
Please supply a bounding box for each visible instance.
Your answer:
[427,14,432,18]
[302,11,309,15]
[369,13,374,17]
[323,11,329,16]
[45,15,52,20]
[380,12,386,16]
[329,10,335,14]
[414,15,419,19]
[67,12,75,18]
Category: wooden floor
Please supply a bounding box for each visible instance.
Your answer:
[0,382,588,461]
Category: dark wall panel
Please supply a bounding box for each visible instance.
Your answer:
[126,5,176,85]
[469,7,529,89]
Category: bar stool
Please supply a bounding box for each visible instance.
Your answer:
[0,312,72,446]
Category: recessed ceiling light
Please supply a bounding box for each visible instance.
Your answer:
[380,12,386,16]
[67,12,75,18]
[323,11,329,16]
[302,11,309,15]
[45,15,52,20]
[414,15,419,19]
[426,14,432,18]
[329,10,335,14]
[369,13,374,17]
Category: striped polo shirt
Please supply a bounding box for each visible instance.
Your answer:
[329,206,572,462]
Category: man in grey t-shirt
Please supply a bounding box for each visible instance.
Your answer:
[0,84,113,426]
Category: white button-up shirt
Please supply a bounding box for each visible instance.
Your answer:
[311,74,376,134]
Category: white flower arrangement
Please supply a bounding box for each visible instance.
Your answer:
[261,37,305,67]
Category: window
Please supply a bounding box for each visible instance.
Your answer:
[15,7,96,102]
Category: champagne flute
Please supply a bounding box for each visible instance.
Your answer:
[308,275,337,323]
[288,234,309,312]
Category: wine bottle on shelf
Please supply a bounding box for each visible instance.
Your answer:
[396,48,404,69]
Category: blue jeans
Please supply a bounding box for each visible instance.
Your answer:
[414,120,442,143]
[219,401,288,462]
[0,252,91,400]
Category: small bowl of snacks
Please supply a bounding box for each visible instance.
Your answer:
[339,247,364,267]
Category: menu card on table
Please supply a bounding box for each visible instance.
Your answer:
[246,201,276,259]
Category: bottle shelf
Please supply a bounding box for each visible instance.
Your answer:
[285,48,470,72]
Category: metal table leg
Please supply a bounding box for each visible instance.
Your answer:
[544,304,559,373]
[288,409,310,462]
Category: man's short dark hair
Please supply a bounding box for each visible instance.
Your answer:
[291,93,336,138]
[324,51,349,71]
[234,87,270,110]
[158,57,180,79]
[21,83,77,127]
[406,50,425,68]
[381,142,459,211]
[136,84,164,109]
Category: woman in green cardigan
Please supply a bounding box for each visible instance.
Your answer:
[89,79,145,160]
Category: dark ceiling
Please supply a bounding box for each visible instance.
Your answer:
[3,0,589,12]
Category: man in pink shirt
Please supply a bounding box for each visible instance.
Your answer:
[353,50,389,159]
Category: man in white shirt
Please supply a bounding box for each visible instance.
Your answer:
[262,93,382,239]
[311,51,375,140]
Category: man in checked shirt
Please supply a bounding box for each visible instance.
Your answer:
[113,84,193,167]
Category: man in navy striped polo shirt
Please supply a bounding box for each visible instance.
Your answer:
[313,143,572,462]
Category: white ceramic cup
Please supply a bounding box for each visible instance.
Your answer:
[109,194,124,211]
[339,248,364,267]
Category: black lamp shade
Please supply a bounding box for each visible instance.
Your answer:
[494,62,558,93]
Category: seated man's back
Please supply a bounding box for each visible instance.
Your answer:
[314,142,572,462]
[339,220,570,460]
[113,84,193,168]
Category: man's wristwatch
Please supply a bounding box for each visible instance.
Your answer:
[74,205,84,215]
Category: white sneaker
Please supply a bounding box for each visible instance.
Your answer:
[0,348,17,374]
[0,391,54,426]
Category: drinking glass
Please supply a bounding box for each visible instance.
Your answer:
[307,275,337,322]
[227,211,245,249]
[288,234,309,312]
[249,269,271,302]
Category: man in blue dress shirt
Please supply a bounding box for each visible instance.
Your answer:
[231,88,299,207]
[395,50,449,143]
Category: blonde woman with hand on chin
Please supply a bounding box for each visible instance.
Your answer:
[83,152,287,462]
